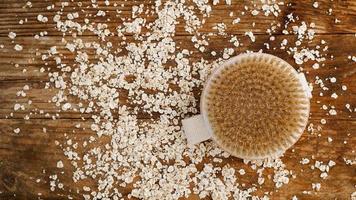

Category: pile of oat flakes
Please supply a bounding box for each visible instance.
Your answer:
[6,0,355,199]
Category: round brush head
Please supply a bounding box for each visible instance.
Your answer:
[202,53,310,160]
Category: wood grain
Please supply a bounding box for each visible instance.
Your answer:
[0,0,355,200]
[0,0,355,36]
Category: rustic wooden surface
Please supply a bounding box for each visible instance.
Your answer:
[0,0,355,199]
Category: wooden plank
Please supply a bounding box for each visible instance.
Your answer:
[0,0,355,37]
[0,35,355,120]
[0,80,163,119]
[0,118,354,199]
[1,34,356,81]
[0,78,355,120]
[0,1,355,200]
[0,119,107,200]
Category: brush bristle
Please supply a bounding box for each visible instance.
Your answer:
[205,54,310,159]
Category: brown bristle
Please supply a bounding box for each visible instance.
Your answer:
[204,54,310,159]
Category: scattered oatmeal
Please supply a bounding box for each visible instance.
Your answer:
[329,109,337,115]
[351,191,356,200]
[300,158,310,165]
[312,182,321,191]
[37,14,48,22]
[3,1,354,199]
[14,44,23,51]
[320,119,326,124]
[313,2,319,8]
[342,85,347,91]
[13,128,20,134]
[312,63,320,69]
[348,55,356,62]
[327,137,333,143]
[312,160,336,179]
[344,158,356,166]
[238,169,246,175]
[245,31,256,42]
[56,161,64,168]
[331,93,338,99]
[251,10,259,16]
[8,32,16,39]
[330,77,336,83]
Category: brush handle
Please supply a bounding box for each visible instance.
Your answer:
[182,114,212,147]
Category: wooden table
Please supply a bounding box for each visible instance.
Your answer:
[0,0,355,199]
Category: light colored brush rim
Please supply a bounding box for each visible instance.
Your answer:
[200,52,311,160]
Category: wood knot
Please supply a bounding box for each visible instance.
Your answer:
[0,170,17,192]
